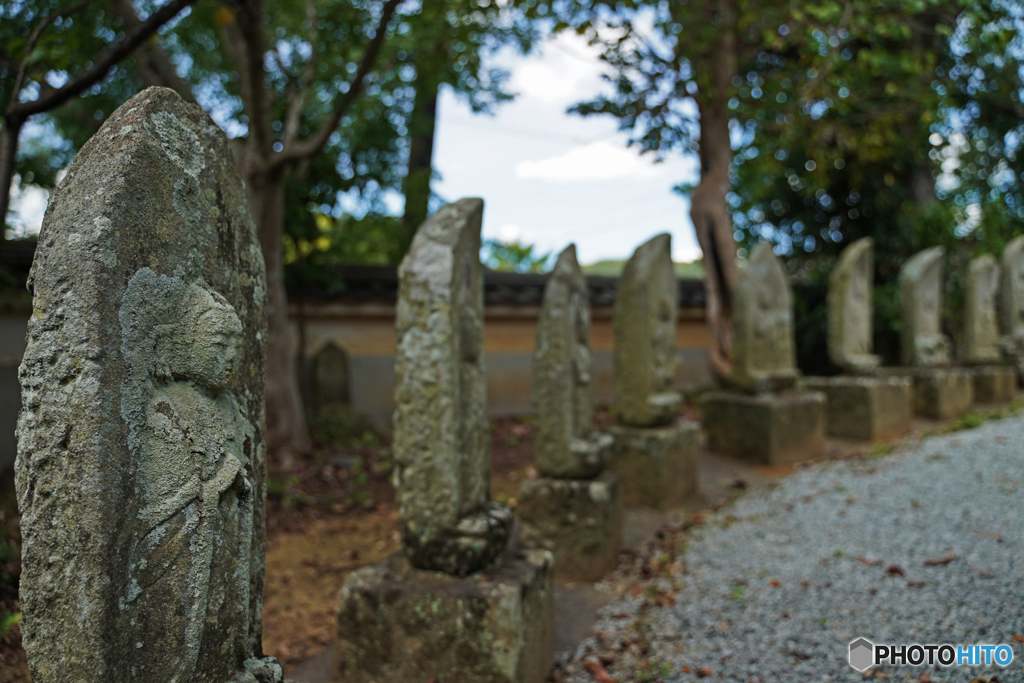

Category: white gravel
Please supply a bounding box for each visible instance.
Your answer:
[559,415,1024,682]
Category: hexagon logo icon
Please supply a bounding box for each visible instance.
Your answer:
[849,638,874,671]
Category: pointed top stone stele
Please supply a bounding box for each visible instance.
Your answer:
[393,198,512,576]
[532,245,611,478]
[964,255,1001,365]
[828,237,879,373]
[612,233,681,427]
[898,246,951,367]
[15,87,282,683]
[731,242,797,392]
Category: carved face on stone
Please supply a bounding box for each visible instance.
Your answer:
[189,307,243,393]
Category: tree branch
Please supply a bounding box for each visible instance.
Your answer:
[271,0,401,169]
[284,0,319,145]
[8,0,198,121]
[224,0,273,157]
[10,0,95,106]
[111,0,196,102]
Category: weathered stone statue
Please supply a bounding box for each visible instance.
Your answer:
[883,247,973,418]
[998,235,1024,378]
[807,239,912,441]
[703,243,825,463]
[519,245,621,579]
[827,237,880,373]
[391,198,512,576]
[612,233,681,426]
[15,88,282,683]
[964,255,1017,403]
[730,243,799,392]
[336,199,554,683]
[965,255,1001,364]
[607,234,698,508]
[899,246,952,367]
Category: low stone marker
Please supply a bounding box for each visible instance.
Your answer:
[518,245,622,580]
[806,238,913,440]
[998,235,1024,381]
[965,255,1017,403]
[334,199,554,683]
[880,247,973,419]
[703,243,825,463]
[15,88,284,683]
[607,234,699,508]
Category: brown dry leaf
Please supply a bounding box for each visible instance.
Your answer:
[696,667,713,678]
[924,554,957,566]
[972,566,997,579]
[584,658,614,683]
[857,556,883,566]
[886,565,905,576]
[682,666,692,674]
[769,578,780,587]
[630,584,645,598]
[1012,634,1024,643]
[973,530,1004,542]
[919,673,932,683]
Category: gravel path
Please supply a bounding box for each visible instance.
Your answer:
[559,415,1024,683]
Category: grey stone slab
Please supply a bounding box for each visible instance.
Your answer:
[827,237,879,373]
[701,391,826,465]
[612,234,681,427]
[805,375,913,441]
[533,245,610,478]
[998,236,1024,377]
[881,367,974,419]
[898,247,951,367]
[15,87,281,683]
[334,550,555,683]
[972,365,1017,405]
[731,243,798,392]
[965,255,1001,365]
[518,469,624,581]
[607,421,699,509]
[393,198,511,575]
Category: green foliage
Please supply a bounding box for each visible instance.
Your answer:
[481,238,552,273]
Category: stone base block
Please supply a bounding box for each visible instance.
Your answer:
[881,367,974,419]
[607,421,698,509]
[334,550,555,683]
[517,470,623,581]
[805,375,913,441]
[701,390,826,465]
[972,365,1017,405]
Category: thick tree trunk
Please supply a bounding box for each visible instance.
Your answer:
[690,0,738,383]
[0,116,25,235]
[247,168,311,467]
[400,70,441,252]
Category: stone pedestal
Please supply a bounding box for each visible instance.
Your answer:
[701,391,826,465]
[972,365,1017,405]
[607,421,698,509]
[518,470,623,581]
[881,368,974,419]
[335,550,555,683]
[805,376,913,441]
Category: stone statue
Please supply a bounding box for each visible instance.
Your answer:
[731,243,797,392]
[15,87,280,683]
[392,198,512,576]
[998,236,1024,370]
[964,255,1001,365]
[612,233,680,427]
[532,245,611,478]
[899,247,951,367]
[828,238,879,373]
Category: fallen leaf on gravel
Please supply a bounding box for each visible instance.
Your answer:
[630,584,644,597]
[919,673,932,682]
[908,580,925,588]
[696,667,713,678]
[858,556,883,566]
[972,566,997,579]
[682,666,691,673]
[769,578,780,586]
[1012,634,1024,643]
[924,554,957,566]
[886,565,905,576]
[584,659,614,683]
[973,530,1004,542]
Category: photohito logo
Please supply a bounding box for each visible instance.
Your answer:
[849,638,1014,671]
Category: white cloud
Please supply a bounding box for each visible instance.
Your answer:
[509,34,608,107]
[515,141,660,183]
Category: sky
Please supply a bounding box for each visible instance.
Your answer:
[8,30,704,265]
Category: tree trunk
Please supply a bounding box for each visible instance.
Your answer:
[248,168,311,467]
[0,115,25,235]
[399,63,441,253]
[690,0,738,383]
